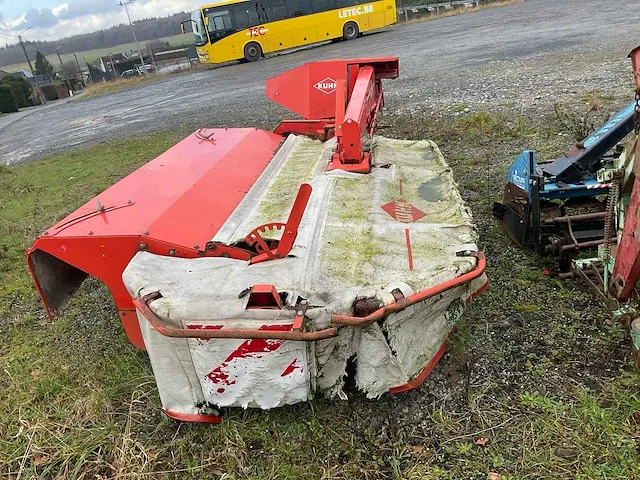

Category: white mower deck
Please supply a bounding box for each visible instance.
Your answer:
[123,135,487,416]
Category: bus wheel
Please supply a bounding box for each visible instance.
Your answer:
[342,22,359,40]
[244,42,262,62]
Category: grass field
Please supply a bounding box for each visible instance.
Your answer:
[0,92,638,478]
[0,33,193,74]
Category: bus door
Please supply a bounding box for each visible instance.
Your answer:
[367,1,387,29]
[205,8,237,58]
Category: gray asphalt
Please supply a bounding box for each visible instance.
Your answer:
[2,0,640,165]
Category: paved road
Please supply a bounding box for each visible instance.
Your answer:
[2,0,640,165]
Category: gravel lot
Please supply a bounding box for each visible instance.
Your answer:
[1,0,640,166]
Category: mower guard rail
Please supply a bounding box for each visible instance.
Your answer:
[132,252,486,340]
[331,251,486,326]
[132,292,338,341]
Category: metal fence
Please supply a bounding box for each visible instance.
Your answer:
[397,0,483,21]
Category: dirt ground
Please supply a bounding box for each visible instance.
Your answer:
[2,0,640,165]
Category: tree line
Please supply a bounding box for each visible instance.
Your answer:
[0,11,192,68]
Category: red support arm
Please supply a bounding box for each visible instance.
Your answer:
[330,66,378,172]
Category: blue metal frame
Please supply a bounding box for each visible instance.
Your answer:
[507,149,610,201]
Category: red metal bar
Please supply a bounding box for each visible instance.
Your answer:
[332,66,376,167]
[335,79,346,135]
[610,46,640,300]
[133,292,338,341]
[249,183,312,264]
[273,119,333,140]
[389,330,452,393]
[331,252,486,326]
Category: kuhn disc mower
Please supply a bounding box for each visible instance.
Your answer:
[494,46,640,365]
[28,57,488,422]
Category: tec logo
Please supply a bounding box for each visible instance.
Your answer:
[247,26,268,37]
[313,77,337,94]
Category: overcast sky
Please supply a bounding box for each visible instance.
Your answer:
[0,0,199,43]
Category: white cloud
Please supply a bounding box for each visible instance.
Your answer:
[0,0,199,41]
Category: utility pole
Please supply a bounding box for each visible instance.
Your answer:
[17,28,46,104]
[118,0,146,71]
[55,44,72,92]
[74,54,84,85]
[83,56,94,84]
[109,53,116,80]
[55,45,64,70]
[147,42,157,71]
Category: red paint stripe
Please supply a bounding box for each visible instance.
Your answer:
[281,358,302,377]
[388,328,454,394]
[465,278,489,304]
[405,228,414,271]
[206,324,290,385]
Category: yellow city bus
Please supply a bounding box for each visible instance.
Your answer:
[183,0,397,64]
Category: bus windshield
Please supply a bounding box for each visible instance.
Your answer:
[191,10,209,46]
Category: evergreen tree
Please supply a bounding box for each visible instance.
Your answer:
[1,75,31,107]
[34,51,55,79]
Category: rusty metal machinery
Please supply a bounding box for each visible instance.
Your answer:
[495,45,640,366]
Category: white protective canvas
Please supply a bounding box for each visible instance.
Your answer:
[122,135,488,415]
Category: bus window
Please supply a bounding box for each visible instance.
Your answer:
[335,0,359,7]
[191,10,209,46]
[285,0,311,17]
[259,1,286,22]
[233,4,260,29]
[311,0,336,13]
[207,9,233,38]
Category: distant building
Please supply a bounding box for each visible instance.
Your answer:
[10,70,53,85]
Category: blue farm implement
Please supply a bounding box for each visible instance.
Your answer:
[494,45,640,366]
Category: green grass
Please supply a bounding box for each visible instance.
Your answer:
[0,33,193,74]
[1,101,640,478]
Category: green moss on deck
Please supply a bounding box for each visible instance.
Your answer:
[259,138,323,221]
